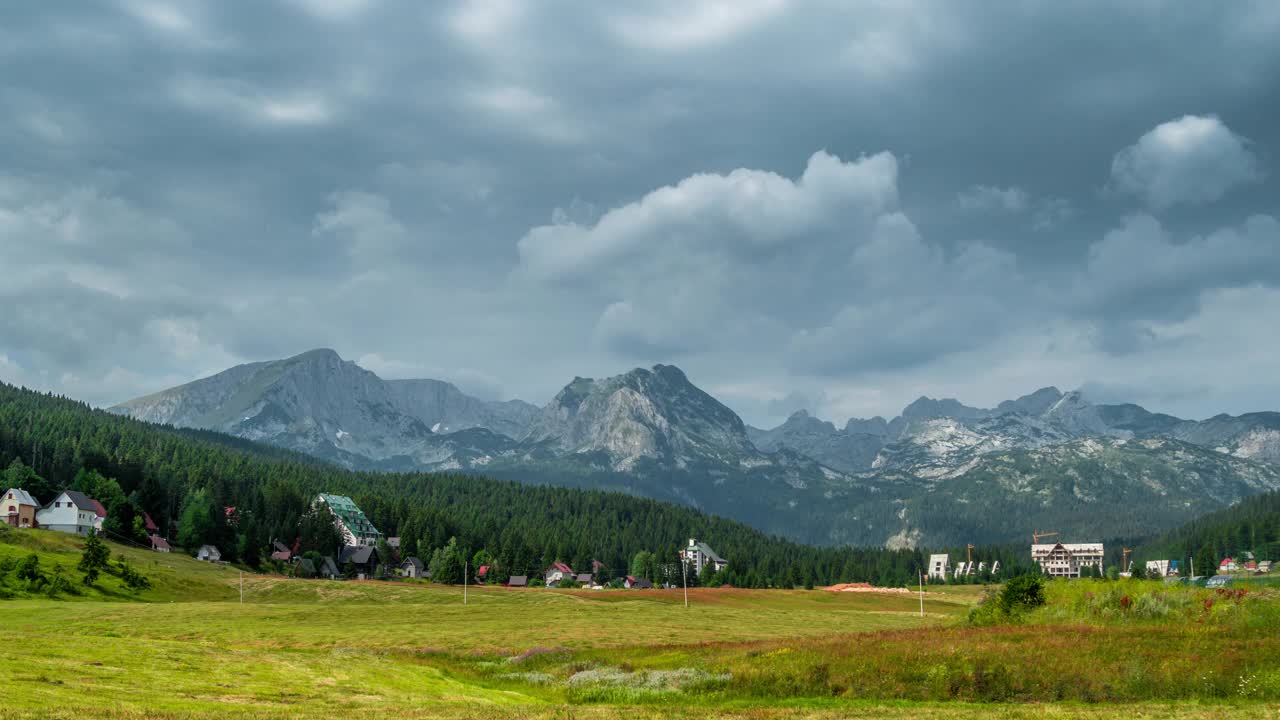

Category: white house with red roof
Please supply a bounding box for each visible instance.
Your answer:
[544,562,573,586]
[1219,558,1239,572]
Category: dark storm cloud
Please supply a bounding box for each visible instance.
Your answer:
[1,0,1279,424]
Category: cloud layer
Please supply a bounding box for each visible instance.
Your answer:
[1,1,1279,428]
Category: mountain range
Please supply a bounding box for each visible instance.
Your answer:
[111,349,1280,547]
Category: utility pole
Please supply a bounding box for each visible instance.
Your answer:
[918,573,924,617]
[239,570,243,604]
[464,561,468,606]
[681,552,688,609]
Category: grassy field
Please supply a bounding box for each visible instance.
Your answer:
[2,528,1278,719]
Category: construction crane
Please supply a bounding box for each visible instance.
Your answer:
[1122,547,1133,573]
[1032,531,1059,544]
[966,544,974,564]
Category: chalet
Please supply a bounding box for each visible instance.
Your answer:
[197,545,222,562]
[544,562,574,586]
[315,494,381,547]
[319,556,340,580]
[35,491,100,535]
[339,544,380,579]
[927,554,950,580]
[507,575,528,587]
[679,538,727,575]
[1146,560,1175,577]
[1031,542,1104,578]
[1259,561,1273,574]
[1220,558,1239,573]
[149,535,171,553]
[402,557,426,579]
[3,488,38,528]
[574,573,593,585]
[270,540,293,562]
[1244,559,1258,571]
[624,576,653,589]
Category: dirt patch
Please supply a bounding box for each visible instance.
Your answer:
[824,583,915,594]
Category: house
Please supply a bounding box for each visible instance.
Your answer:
[143,512,159,534]
[89,499,107,532]
[679,538,728,575]
[35,491,100,535]
[507,575,528,587]
[544,561,574,586]
[1244,559,1258,571]
[953,561,975,579]
[197,545,222,562]
[1259,561,1273,574]
[314,494,381,547]
[1219,558,1239,573]
[624,576,653,589]
[270,539,293,562]
[1146,560,1173,577]
[339,544,380,579]
[1031,542,1104,578]
[149,534,171,552]
[574,573,593,585]
[224,506,240,527]
[298,558,317,578]
[319,556,340,580]
[2,488,39,528]
[477,565,491,583]
[402,557,426,578]
[927,554,949,580]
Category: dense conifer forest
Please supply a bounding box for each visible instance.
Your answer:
[1,382,1042,587]
[1137,489,1280,572]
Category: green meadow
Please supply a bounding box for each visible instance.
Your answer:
[2,528,1278,719]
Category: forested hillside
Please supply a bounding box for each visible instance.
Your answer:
[1,382,1025,587]
[1137,490,1280,572]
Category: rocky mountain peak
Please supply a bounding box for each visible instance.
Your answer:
[900,395,986,421]
[996,386,1064,416]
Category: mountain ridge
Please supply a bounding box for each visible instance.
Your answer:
[110,349,1280,548]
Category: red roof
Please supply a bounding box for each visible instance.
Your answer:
[90,499,108,518]
[549,562,573,575]
[270,550,292,562]
[478,565,490,577]
[144,512,158,531]
[149,535,171,551]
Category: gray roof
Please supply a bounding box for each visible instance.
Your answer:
[693,542,725,564]
[3,488,38,507]
[61,490,97,511]
[320,556,340,576]
[272,540,291,553]
[340,544,377,565]
[575,573,593,583]
[402,557,424,571]
[300,558,317,574]
[508,575,528,586]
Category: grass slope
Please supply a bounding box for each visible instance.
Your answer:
[3,530,1278,718]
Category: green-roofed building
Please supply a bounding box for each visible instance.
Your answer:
[315,493,381,547]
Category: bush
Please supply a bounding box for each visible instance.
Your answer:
[998,574,1046,614]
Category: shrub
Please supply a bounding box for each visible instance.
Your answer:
[998,574,1046,613]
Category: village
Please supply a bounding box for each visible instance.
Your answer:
[3,486,730,590]
[5,485,1272,589]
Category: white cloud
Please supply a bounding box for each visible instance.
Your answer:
[288,0,375,22]
[1110,115,1263,210]
[172,75,334,127]
[313,191,410,259]
[610,0,790,51]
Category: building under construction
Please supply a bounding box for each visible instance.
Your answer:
[1031,542,1104,578]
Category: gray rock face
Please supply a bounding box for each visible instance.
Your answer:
[111,349,537,466]
[525,365,757,471]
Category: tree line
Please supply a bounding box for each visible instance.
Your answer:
[3,381,1026,588]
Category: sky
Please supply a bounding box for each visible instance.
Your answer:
[1,1,1279,427]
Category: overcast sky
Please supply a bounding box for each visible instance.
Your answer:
[2,1,1279,427]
